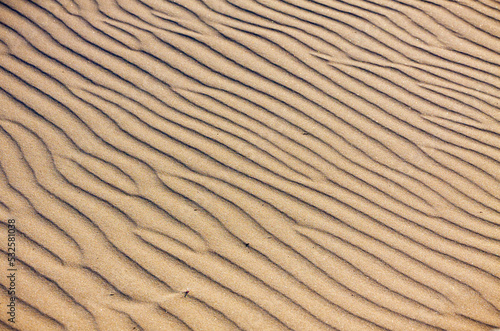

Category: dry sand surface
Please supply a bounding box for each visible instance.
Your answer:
[0,0,500,330]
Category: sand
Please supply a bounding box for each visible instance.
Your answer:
[0,0,499,330]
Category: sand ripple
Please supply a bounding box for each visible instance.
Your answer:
[1,0,500,330]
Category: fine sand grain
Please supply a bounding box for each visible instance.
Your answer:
[1,0,500,330]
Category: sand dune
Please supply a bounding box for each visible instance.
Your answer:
[0,0,499,330]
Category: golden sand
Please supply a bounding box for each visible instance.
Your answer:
[1,0,500,330]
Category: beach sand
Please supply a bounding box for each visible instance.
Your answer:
[0,0,500,329]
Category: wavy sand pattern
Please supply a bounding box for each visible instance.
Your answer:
[1,0,500,330]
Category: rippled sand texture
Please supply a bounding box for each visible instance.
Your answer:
[1,0,500,330]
